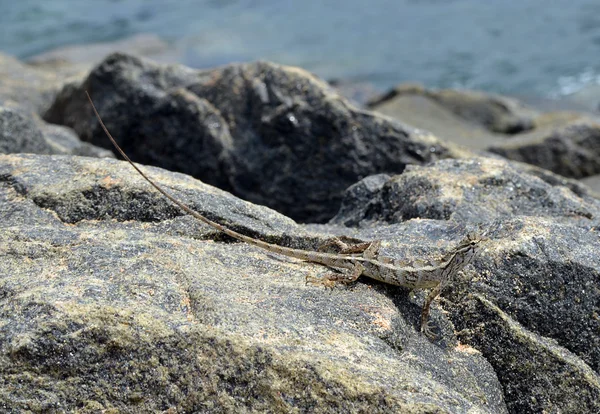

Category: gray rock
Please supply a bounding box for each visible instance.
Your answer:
[0,51,80,116]
[581,174,600,195]
[452,221,600,414]
[368,88,502,150]
[0,106,53,155]
[332,157,599,227]
[27,33,176,67]
[0,105,113,158]
[332,157,600,413]
[489,119,600,179]
[0,153,506,413]
[42,122,115,158]
[44,52,469,223]
[369,84,538,135]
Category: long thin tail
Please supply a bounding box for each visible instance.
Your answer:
[84,91,317,260]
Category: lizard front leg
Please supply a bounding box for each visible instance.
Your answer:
[420,282,442,339]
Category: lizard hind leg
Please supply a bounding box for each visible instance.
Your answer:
[305,262,365,288]
[363,240,381,260]
[317,237,374,255]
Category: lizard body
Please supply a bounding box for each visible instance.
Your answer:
[85,92,482,338]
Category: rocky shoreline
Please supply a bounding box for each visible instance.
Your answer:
[1,37,599,413]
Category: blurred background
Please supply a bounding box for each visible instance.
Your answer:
[2,0,600,110]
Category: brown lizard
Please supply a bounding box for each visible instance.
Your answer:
[85,91,483,338]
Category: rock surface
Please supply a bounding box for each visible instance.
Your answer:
[489,119,600,179]
[45,53,470,223]
[368,84,539,135]
[0,153,507,413]
[370,83,600,188]
[331,157,600,413]
[0,52,75,115]
[0,105,113,158]
[2,46,600,413]
[2,152,599,413]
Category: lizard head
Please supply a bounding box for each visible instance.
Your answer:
[450,233,486,268]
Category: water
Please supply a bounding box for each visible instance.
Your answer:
[2,0,600,100]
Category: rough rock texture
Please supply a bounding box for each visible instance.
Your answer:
[489,119,600,179]
[368,83,600,190]
[4,46,600,413]
[0,52,80,116]
[0,154,506,413]
[331,157,597,227]
[0,105,113,158]
[332,157,600,413]
[368,84,539,135]
[44,52,470,223]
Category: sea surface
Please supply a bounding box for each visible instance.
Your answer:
[2,0,600,101]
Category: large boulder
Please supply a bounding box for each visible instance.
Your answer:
[0,153,506,413]
[331,157,600,413]
[2,151,599,412]
[45,53,469,222]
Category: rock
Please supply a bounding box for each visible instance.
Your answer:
[367,87,501,150]
[0,153,506,413]
[44,52,470,223]
[488,119,600,179]
[581,174,600,195]
[27,33,176,67]
[331,157,599,227]
[0,106,53,155]
[332,157,600,413]
[327,78,382,106]
[369,84,538,135]
[367,84,600,187]
[0,52,75,115]
[0,105,113,158]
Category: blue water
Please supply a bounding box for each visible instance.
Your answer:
[2,0,600,99]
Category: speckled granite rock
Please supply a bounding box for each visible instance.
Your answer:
[3,47,599,413]
[0,153,505,413]
[489,119,600,179]
[44,53,471,223]
[0,105,113,158]
[331,157,600,413]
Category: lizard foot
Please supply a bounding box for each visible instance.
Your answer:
[305,274,336,289]
[305,270,359,288]
[420,319,438,340]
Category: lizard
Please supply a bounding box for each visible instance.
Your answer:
[85,91,483,338]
